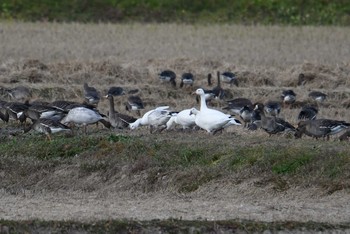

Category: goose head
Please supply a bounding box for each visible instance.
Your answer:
[129,119,141,130]
[189,107,200,116]
[195,88,205,96]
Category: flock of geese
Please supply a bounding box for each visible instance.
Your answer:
[0,70,350,142]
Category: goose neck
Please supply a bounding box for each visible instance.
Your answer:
[199,94,208,111]
[108,96,116,114]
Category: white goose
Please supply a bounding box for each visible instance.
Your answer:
[166,109,196,130]
[193,88,241,134]
[129,106,171,133]
[61,107,111,133]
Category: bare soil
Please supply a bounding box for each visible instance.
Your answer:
[1,183,350,224]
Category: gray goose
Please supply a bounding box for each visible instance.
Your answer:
[159,70,176,87]
[25,104,65,122]
[223,98,253,116]
[211,71,225,100]
[4,102,29,124]
[281,89,296,107]
[220,71,239,87]
[0,100,9,122]
[83,82,100,106]
[239,105,254,127]
[24,118,71,141]
[5,86,32,102]
[107,86,125,96]
[105,94,137,129]
[125,95,144,116]
[264,100,281,117]
[50,100,97,113]
[179,72,194,88]
[308,91,327,103]
[254,103,295,136]
[297,105,318,120]
[295,119,350,140]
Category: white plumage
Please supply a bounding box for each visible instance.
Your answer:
[62,107,104,125]
[61,107,110,133]
[192,89,241,134]
[166,109,196,130]
[130,106,171,133]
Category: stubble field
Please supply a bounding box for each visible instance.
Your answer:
[0,22,350,232]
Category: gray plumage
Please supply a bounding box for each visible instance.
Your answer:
[298,106,318,120]
[24,118,71,141]
[295,119,350,140]
[6,86,31,101]
[106,94,137,129]
[83,82,100,106]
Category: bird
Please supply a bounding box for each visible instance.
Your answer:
[83,82,100,106]
[24,118,71,141]
[222,98,253,115]
[129,106,172,133]
[254,103,295,136]
[190,107,241,134]
[297,105,318,120]
[295,119,350,140]
[207,73,214,86]
[105,94,137,129]
[129,106,171,133]
[49,100,78,112]
[51,99,97,110]
[125,95,144,116]
[195,88,216,104]
[107,86,125,96]
[211,71,226,100]
[192,88,241,134]
[159,70,176,87]
[5,86,32,102]
[0,100,9,122]
[239,105,254,127]
[127,89,140,95]
[198,72,225,104]
[297,73,315,86]
[179,73,194,88]
[61,107,110,134]
[246,103,264,131]
[220,71,239,87]
[166,109,196,130]
[24,104,65,122]
[264,101,281,117]
[4,102,29,124]
[308,91,327,102]
[281,89,296,107]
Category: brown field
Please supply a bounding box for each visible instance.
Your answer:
[0,22,350,232]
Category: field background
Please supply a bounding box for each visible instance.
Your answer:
[1,23,350,122]
[1,2,350,232]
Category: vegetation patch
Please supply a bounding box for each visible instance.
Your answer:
[0,0,349,25]
[0,135,100,160]
[0,134,349,193]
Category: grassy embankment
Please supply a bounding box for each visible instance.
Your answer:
[1,132,350,232]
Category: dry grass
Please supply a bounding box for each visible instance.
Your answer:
[1,23,349,67]
[1,22,350,229]
[0,22,350,125]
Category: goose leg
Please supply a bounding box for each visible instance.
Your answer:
[158,125,167,133]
